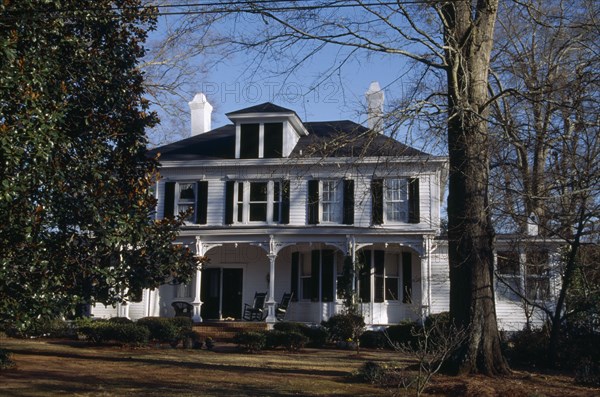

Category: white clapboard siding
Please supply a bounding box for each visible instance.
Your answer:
[429,244,450,314]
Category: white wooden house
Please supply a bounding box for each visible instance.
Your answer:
[92,84,559,330]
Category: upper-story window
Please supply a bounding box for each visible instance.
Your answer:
[307,179,354,225]
[177,183,196,222]
[372,178,419,225]
[163,181,208,224]
[385,179,408,222]
[226,180,289,225]
[237,122,283,159]
[496,249,551,302]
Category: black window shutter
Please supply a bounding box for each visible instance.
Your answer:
[224,181,235,225]
[371,179,383,225]
[374,250,385,303]
[343,179,354,225]
[307,180,320,225]
[281,180,290,224]
[311,250,321,301]
[359,250,371,303]
[402,252,413,303]
[291,252,299,302]
[408,178,420,223]
[196,181,208,224]
[164,182,175,219]
[321,250,334,302]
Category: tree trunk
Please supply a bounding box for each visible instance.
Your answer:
[443,0,510,375]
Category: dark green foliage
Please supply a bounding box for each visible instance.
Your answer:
[280,331,308,352]
[273,321,328,347]
[359,330,388,349]
[181,330,203,349]
[0,349,15,370]
[5,317,72,339]
[385,321,421,349]
[77,320,149,345]
[136,317,180,343]
[303,326,328,348]
[169,316,193,332]
[356,361,387,383]
[265,330,285,349]
[0,0,198,329]
[321,313,365,342]
[575,358,600,387]
[505,328,549,368]
[234,331,266,353]
[108,317,133,324]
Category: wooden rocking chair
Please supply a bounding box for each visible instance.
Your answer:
[243,292,267,321]
[275,292,293,321]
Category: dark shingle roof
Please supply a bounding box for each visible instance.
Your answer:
[226,102,297,116]
[148,114,430,161]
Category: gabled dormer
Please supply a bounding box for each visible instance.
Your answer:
[226,102,309,159]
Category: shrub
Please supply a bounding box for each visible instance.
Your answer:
[505,328,549,368]
[234,331,266,353]
[357,361,387,383]
[321,313,365,342]
[385,321,420,349]
[137,317,180,343]
[181,330,203,349]
[303,326,328,348]
[0,349,16,370]
[279,331,308,352]
[574,357,600,387]
[76,319,108,344]
[360,330,388,349]
[108,317,133,324]
[274,322,328,348]
[105,323,150,346]
[6,317,72,339]
[265,330,285,349]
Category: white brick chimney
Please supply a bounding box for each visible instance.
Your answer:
[365,81,385,134]
[189,93,213,136]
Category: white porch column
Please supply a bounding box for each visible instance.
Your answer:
[192,236,204,322]
[420,236,432,322]
[265,253,277,323]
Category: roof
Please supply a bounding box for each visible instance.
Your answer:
[148,110,431,162]
[226,102,297,116]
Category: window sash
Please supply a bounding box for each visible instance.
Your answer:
[385,179,407,222]
[322,180,341,223]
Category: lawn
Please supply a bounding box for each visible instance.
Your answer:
[0,337,598,396]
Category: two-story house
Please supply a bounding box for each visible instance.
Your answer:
[92,83,559,330]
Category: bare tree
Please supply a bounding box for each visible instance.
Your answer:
[488,0,600,365]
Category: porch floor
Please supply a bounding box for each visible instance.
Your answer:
[192,321,268,342]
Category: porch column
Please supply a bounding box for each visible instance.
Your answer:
[192,236,204,322]
[265,253,277,323]
[191,268,203,322]
[420,236,432,322]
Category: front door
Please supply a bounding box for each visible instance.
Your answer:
[201,268,221,320]
[200,268,243,320]
[221,268,243,319]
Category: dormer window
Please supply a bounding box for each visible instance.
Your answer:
[237,122,283,159]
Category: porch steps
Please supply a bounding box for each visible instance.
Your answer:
[192,321,268,342]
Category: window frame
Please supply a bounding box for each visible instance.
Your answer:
[384,178,408,223]
[321,180,342,224]
[176,182,196,223]
[233,180,283,225]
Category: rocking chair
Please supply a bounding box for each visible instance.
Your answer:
[243,292,267,321]
[172,301,193,318]
[275,292,294,321]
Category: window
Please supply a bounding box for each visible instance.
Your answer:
[322,181,341,223]
[526,250,550,301]
[300,254,311,300]
[163,181,208,224]
[372,178,419,225]
[385,256,400,301]
[307,179,354,225]
[239,124,259,158]
[237,122,284,159]
[385,179,408,222]
[496,251,521,300]
[231,181,284,224]
[177,183,195,222]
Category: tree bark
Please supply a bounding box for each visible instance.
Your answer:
[443,0,510,375]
